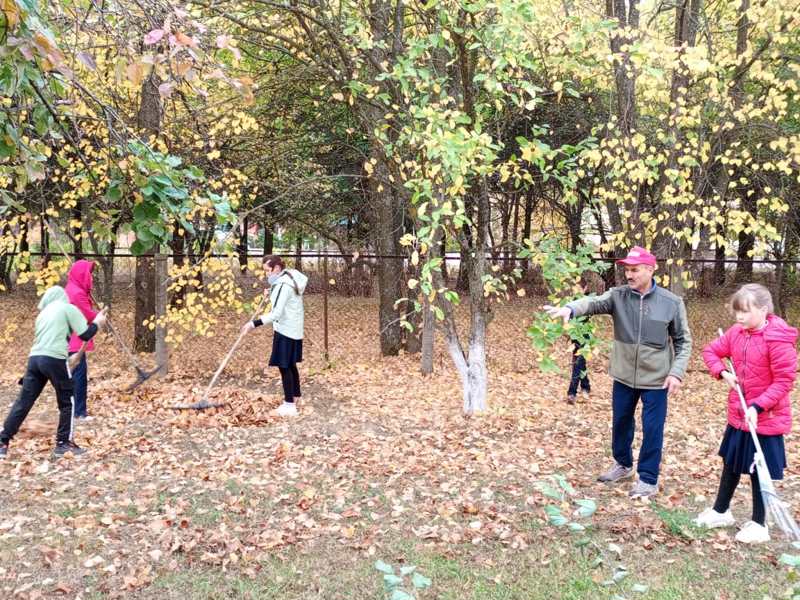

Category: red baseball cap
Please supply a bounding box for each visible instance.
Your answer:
[616,246,657,267]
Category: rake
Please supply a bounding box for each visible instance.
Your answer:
[172,296,268,410]
[719,328,800,541]
[87,293,162,391]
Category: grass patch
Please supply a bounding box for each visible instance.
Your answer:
[653,505,708,540]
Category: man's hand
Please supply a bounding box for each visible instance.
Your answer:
[720,370,738,391]
[543,305,571,324]
[745,406,759,430]
[662,375,682,395]
[93,307,109,330]
[240,321,255,335]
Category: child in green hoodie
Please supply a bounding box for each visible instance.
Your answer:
[0,285,106,459]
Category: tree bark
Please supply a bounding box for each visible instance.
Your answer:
[169,219,185,308]
[133,72,162,352]
[263,223,274,255]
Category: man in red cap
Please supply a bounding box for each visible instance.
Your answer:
[545,246,692,498]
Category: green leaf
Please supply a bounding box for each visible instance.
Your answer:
[374,560,394,575]
[544,505,568,527]
[130,239,152,255]
[390,590,414,600]
[411,572,432,589]
[383,574,403,588]
[573,499,597,518]
[780,554,800,567]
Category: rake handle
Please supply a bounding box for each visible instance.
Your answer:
[200,297,268,403]
[717,329,763,449]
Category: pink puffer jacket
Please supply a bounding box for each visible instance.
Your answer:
[65,260,98,353]
[702,315,797,435]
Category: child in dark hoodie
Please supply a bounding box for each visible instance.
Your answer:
[0,285,106,459]
[65,260,99,420]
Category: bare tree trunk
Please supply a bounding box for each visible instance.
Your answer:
[154,253,169,375]
[169,219,185,308]
[40,215,50,268]
[72,200,83,258]
[370,144,404,356]
[294,235,302,271]
[133,72,162,352]
[263,222,274,255]
[420,296,435,375]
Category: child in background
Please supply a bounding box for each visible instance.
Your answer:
[695,283,797,543]
[566,272,605,405]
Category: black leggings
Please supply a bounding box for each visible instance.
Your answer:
[712,462,766,525]
[278,364,301,403]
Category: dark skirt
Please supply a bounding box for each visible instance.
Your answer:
[269,331,303,368]
[718,425,786,480]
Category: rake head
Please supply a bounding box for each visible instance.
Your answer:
[170,398,228,411]
[765,492,800,542]
[126,365,164,392]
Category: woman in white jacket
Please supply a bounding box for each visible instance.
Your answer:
[242,255,308,416]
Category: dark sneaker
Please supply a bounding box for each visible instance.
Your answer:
[53,441,87,458]
[629,480,658,499]
[597,462,634,483]
[0,443,7,459]
[566,394,577,405]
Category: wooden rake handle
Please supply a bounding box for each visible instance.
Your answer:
[199,297,268,403]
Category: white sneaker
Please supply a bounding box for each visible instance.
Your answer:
[272,402,298,417]
[693,508,735,529]
[76,415,95,422]
[735,521,770,544]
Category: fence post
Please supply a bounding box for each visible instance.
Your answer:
[155,252,169,376]
[323,251,329,363]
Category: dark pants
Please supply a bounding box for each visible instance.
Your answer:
[68,352,88,417]
[713,462,766,525]
[1,356,74,444]
[568,346,591,396]
[611,381,668,485]
[278,364,301,404]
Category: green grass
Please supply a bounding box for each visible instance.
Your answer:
[135,533,787,600]
[652,505,708,540]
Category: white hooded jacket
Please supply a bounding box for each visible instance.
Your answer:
[258,269,307,340]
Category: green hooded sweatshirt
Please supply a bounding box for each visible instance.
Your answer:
[29,286,90,360]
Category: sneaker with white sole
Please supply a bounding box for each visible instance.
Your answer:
[735,521,770,544]
[272,402,298,417]
[0,442,7,459]
[629,480,658,499]
[693,507,736,529]
[597,463,634,483]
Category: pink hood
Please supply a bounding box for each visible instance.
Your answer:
[65,260,98,353]
[703,315,797,435]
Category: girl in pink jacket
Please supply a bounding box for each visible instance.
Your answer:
[695,284,797,543]
[65,260,99,420]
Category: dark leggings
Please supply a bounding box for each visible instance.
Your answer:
[278,364,301,403]
[712,462,766,525]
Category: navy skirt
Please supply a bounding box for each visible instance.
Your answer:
[718,425,786,480]
[269,331,303,368]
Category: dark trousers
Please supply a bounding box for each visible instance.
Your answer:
[68,352,88,417]
[713,462,766,525]
[611,381,668,485]
[1,356,74,444]
[278,364,301,403]
[568,347,591,396]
